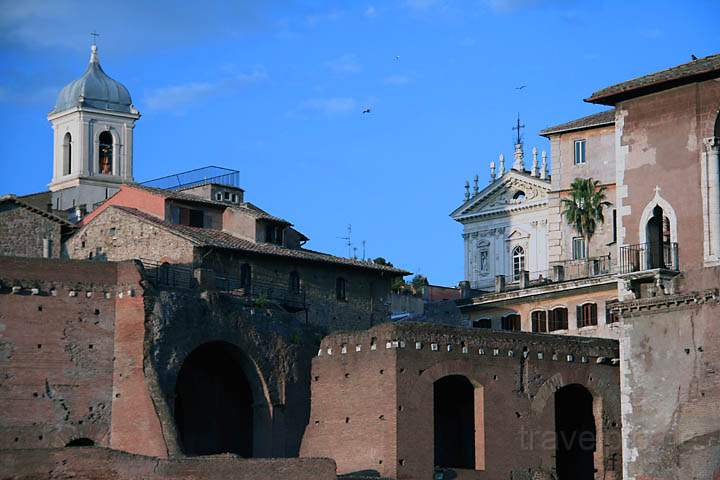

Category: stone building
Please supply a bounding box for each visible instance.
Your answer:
[0,194,75,258]
[456,113,620,339]
[451,142,551,291]
[584,52,720,480]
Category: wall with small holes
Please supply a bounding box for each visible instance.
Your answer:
[301,322,621,480]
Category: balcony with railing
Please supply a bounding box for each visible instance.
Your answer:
[619,242,679,274]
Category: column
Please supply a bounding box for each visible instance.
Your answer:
[703,137,720,262]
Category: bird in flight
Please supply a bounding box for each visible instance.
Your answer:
[515,85,527,90]
[691,54,698,60]
[363,108,371,114]
[394,55,400,61]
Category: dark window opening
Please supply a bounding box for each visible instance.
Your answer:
[473,318,492,329]
[612,209,617,243]
[336,277,347,301]
[175,342,254,456]
[171,206,205,228]
[501,314,521,331]
[531,311,547,333]
[555,384,596,480]
[240,263,252,291]
[63,132,72,176]
[577,303,598,328]
[66,437,94,447]
[264,224,284,245]
[434,375,475,470]
[548,307,568,331]
[289,271,301,294]
[646,205,666,269]
[99,131,113,175]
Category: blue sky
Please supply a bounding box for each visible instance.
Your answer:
[0,0,717,284]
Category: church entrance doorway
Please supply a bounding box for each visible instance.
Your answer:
[174,341,255,456]
[555,384,596,480]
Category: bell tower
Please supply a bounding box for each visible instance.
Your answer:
[47,44,140,215]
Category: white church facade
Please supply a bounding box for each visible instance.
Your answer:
[451,143,551,291]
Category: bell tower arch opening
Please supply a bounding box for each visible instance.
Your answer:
[62,132,72,176]
[174,341,269,457]
[98,131,114,175]
[555,384,596,480]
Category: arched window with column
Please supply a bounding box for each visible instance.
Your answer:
[99,131,113,175]
[62,132,72,175]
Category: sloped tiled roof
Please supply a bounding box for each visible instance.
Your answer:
[130,184,292,224]
[539,109,615,136]
[0,194,75,227]
[586,53,720,105]
[110,206,409,275]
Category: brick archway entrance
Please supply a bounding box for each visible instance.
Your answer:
[434,374,475,469]
[555,383,596,479]
[174,341,255,456]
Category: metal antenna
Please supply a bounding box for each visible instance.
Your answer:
[338,224,352,258]
[512,113,525,146]
[90,31,100,46]
[362,240,366,261]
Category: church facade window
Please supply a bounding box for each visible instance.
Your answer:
[99,131,113,175]
[63,132,72,176]
[512,246,525,281]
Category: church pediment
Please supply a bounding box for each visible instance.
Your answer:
[451,171,551,221]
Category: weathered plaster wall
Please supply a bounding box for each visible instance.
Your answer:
[302,323,622,480]
[617,81,720,270]
[618,266,720,480]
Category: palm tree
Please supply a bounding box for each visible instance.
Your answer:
[562,178,612,260]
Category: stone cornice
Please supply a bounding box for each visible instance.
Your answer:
[612,288,719,317]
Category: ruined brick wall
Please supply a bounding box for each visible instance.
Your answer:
[0,447,336,480]
[0,203,62,258]
[618,266,720,480]
[616,80,720,269]
[0,257,122,450]
[67,206,195,264]
[302,323,622,480]
[202,249,395,332]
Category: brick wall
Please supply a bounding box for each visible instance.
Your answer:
[0,203,62,258]
[0,257,122,450]
[0,447,336,480]
[302,322,622,480]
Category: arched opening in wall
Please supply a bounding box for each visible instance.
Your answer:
[513,190,526,202]
[66,437,94,447]
[63,132,72,175]
[174,342,256,456]
[645,205,665,269]
[555,384,596,480]
[501,313,521,331]
[434,375,476,470]
[98,131,113,175]
[714,110,720,137]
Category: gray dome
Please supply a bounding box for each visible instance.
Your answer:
[53,45,133,114]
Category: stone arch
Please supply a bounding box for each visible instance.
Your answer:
[93,126,120,176]
[531,375,605,479]
[173,340,272,457]
[421,359,485,470]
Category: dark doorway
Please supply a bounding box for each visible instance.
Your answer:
[434,375,475,469]
[175,342,254,456]
[555,384,596,480]
[646,205,665,268]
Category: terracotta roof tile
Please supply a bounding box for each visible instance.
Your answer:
[586,53,720,105]
[539,109,615,136]
[111,206,409,275]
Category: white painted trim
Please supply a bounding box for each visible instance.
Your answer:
[638,187,678,245]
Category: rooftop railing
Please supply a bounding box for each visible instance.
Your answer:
[140,166,240,191]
